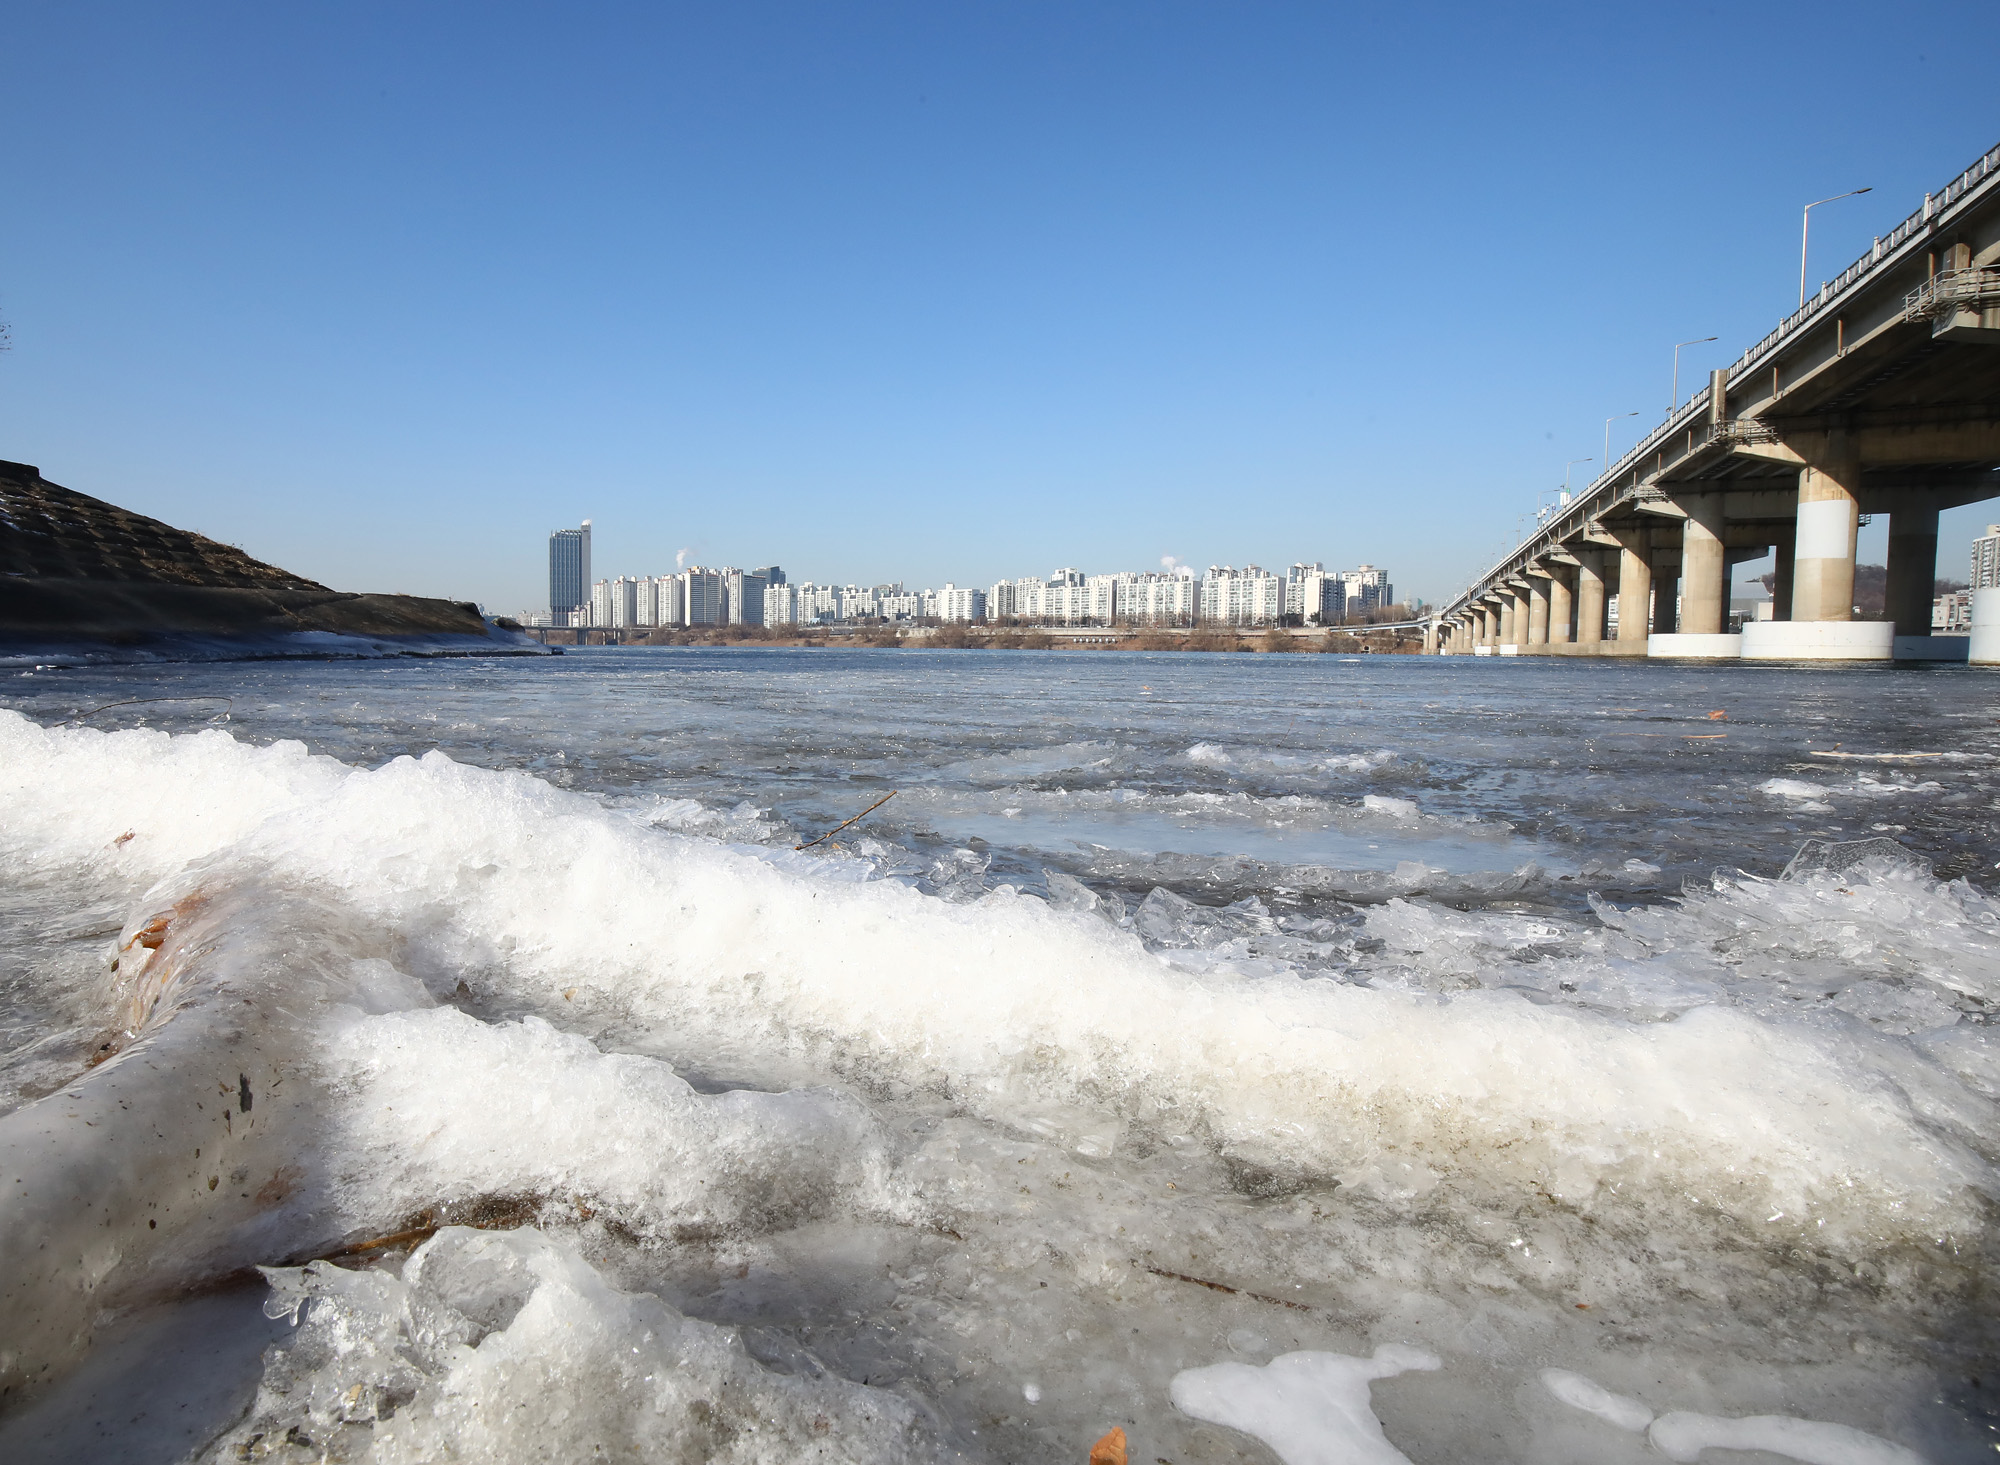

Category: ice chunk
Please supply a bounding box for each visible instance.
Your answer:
[1539,1367,1654,1431]
[208,1228,932,1464]
[1763,778,1832,801]
[1781,836,1932,883]
[1044,869,1100,913]
[324,1007,889,1239]
[1647,1410,1927,1465]
[1169,1345,1440,1465]
[1361,794,1419,820]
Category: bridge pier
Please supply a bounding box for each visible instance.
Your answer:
[1791,438,1861,622]
[1576,551,1606,647]
[1679,495,1727,633]
[1526,577,1550,646]
[1742,437,1893,659]
[1886,499,1940,637]
[1771,525,1795,620]
[1616,537,1652,649]
[1651,561,1679,634]
[1548,564,1574,645]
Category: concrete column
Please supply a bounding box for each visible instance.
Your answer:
[1792,439,1861,621]
[1885,500,1941,638]
[1617,538,1652,646]
[1548,565,1574,645]
[1527,579,1550,645]
[1423,620,1439,654]
[1772,524,1795,620]
[1576,551,1606,646]
[1499,596,1516,646]
[1678,495,1727,634]
[1652,565,1680,633]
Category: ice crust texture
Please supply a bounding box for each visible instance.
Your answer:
[0,655,1994,1463]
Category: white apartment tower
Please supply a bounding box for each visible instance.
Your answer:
[938,584,986,622]
[1118,571,1198,625]
[1201,565,1285,625]
[1972,526,2000,588]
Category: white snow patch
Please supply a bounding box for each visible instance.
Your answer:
[1169,1345,1440,1465]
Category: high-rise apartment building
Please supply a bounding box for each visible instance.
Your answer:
[988,577,1045,620]
[1971,526,2000,588]
[1341,565,1393,613]
[603,576,640,627]
[1287,566,1348,625]
[1117,572,1199,625]
[548,520,592,619]
[1201,566,1285,625]
[724,569,766,626]
[656,575,686,627]
[683,568,726,626]
[937,584,986,622]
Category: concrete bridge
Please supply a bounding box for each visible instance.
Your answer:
[1430,140,2000,662]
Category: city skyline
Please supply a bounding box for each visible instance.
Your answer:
[533,519,1398,629]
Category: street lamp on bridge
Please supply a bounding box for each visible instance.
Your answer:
[1670,337,1718,413]
[1541,458,1593,520]
[1800,187,1872,307]
[1602,412,1639,480]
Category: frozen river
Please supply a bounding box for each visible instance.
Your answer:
[1,647,1997,1463]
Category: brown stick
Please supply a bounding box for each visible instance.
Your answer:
[795,791,897,851]
[1143,1264,1315,1312]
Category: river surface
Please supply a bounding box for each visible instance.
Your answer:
[1,648,1997,1464]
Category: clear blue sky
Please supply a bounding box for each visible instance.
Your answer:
[2,2,1994,612]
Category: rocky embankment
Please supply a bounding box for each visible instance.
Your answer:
[0,460,543,660]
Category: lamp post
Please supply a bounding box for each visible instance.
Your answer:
[1602,412,1639,478]
[1561,458,1592,508]
[1671,337,1718,413]
[1800,187,1872,307]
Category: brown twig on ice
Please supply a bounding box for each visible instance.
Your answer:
[794,791,897,851]
[1143,1264,1315,1312]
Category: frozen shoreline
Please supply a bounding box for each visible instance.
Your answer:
[0,625,552,670]
[1,654,1995,1463]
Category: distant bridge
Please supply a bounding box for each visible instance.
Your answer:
[1430,140,2000,662]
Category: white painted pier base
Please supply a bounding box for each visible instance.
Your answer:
[1739,622,1894,660]
[1647,633,1742,658]
[1971,589,2000,665]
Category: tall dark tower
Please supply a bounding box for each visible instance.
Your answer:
[549,519,591,619]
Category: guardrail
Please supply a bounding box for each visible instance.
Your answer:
[1441,139,2000,620]
[1905,265,2000,321]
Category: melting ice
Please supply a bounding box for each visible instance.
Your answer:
[0,650,1997,1463]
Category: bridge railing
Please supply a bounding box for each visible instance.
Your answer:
[1443,139,2000,619]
